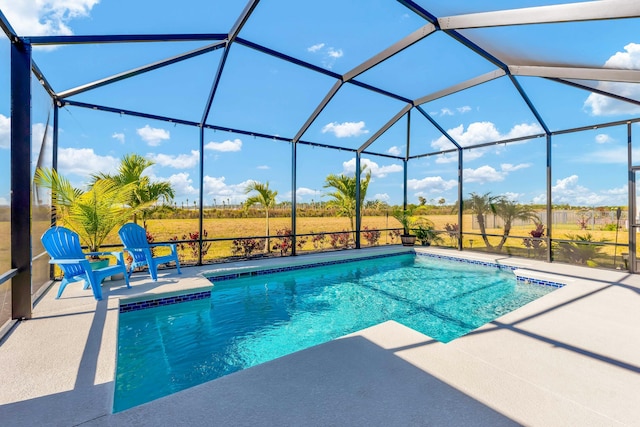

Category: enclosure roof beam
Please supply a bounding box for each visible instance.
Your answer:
[343,23,436,82]
[439,0,640,30]
[0,9,17,40]
[200,43,230,125]
[236,38,412,104]
[358,103,412,154]
[31,60,58,100]
[414,69,505,106]
[547,77,640,108]
[228,0,260,43]
[510,65,640,83]
[58,41,226,99]
[293,80,343,143]
[24,33,227,45]
[396,0,440,26]
[415,105,462,150]
[236,38,342,79]
[409,147,457,160]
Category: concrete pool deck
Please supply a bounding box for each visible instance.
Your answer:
[0,246,639,426]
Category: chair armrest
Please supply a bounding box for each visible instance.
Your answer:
[87,251,119,258]
[49,258,87,265]
[149,243,177,248]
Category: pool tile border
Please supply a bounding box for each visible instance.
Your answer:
[120,250,564,313]
[416,252,565,289]
[206,251,412,282]
[416,252,516,271]
[119,290,211,313]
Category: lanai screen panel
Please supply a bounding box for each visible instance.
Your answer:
[0,34,11,327]
[30,41,219,98]
[239,0,427,75]
[302,83,407,151]
[63,45,224,122]
[356,31,499,102]
[207,44,337,138]
[31,77,54,295]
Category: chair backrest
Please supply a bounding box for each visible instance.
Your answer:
[42,226,85,259]
[41,226,87,277]
[118,223,150,249]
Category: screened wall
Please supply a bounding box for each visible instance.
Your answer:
[2,0,640,327]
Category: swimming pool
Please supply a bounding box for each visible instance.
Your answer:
[114,252,561,412]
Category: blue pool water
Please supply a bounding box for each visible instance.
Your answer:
[114,253,558,412]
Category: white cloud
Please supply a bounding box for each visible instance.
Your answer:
[203,176,252,204]
[464,165,504,183]
[294,187,323,202]
[0,197,7,206]
[204,138,243,152]
[533,176,628,206]
[307,42,344,68]
[296,187,320,197]
[112,132,125,143]
[58,147,118,177]
[307,43,325,53]
[584,43,640,116]
[0,114,9,149]
[148,150,199,169]
[137,125,170,146]
[500,163,531,173]
[373,193,390,202]
[327,47,343,59]
[257,165,270,170]
[407,176,457,192]
[549,175,605,205]
[0,0,98,37]
[463,163,530,184]
[432,121,543,163]
[505,122,544,139]
[501,192,523,202]
[440,108,454,116]
[457,106,472,114]
[595,133,613,144]
[387,146,402,156]
[342,158,403,178]
[167,172,198,198]
[322,121,368,138]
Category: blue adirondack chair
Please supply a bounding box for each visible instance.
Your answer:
[118,223,182,281]
[41,226,131,300]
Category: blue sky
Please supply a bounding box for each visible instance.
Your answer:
[1,0,640,208]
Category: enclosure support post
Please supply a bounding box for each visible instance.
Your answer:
[546,134,552,263]
[291,141,297,256]
[197,125,204,265]
[628,123,635,273]
[355,153,361,249]
[10,39,32,320]
[457,149,463,250]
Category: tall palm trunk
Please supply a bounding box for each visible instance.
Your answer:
[265,209,270,253]
[477,214,494,249]
[496,221,511,251]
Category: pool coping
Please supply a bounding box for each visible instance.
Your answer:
[1,246,639,426]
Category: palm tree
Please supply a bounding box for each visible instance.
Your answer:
[34,167,143,254]
[244,181,278,252]
[94,153,175,227]
[493,199,540,251]
[463,192,499,250]
[323,166,372,234]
